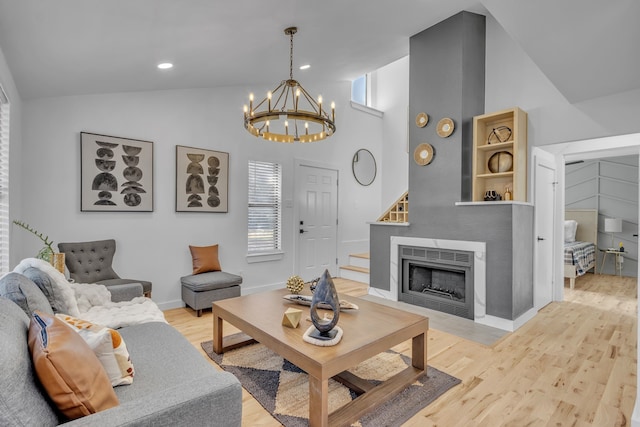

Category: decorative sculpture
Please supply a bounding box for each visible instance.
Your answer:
[309,269,340,340]
[286,275,305,294]
[282,307,302,328]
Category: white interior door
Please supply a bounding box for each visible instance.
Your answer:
[295,164,338,279]
[534,150,557,310]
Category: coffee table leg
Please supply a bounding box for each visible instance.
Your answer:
[213,312,223,354]
[309,375,329,427]
[412,331,427,371]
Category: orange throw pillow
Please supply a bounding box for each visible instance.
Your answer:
[189,244,221,274]
[28,311,119,420]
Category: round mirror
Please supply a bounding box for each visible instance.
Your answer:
[352,149,376,186]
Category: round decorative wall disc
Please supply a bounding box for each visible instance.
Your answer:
[414,143,434,166]
[415,112,429,128]
[436,118,455,138]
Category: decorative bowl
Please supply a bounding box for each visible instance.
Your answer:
[487,151,513,173]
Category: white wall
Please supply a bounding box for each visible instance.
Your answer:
[485,13,640,145]
[337,89,385,260]
[19,81,382,309]
[375,56,410,211]
[0,45,23,267]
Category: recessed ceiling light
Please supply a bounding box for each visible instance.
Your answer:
[157,63,173,70]
[299,64,311,70]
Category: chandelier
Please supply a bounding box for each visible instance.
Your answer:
[243,27,336,143]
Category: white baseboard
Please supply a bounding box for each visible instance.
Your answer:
[157,282,285,311]
[242,281,284,295]
[157,299,184,311]
[476,307,538,332]
[368,286,395,301]
[368,287,538,333]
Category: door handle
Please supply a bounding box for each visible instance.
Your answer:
[537,236,545,241]
[299,229,308,234]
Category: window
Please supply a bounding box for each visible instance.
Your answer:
[0,87,9,273]
[248,160,282,254]
[350,72,383,118]
[351,75,367,105]
[351,71,377,108]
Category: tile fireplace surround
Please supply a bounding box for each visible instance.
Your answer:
[369,235,536,331]
[372,236,499,329]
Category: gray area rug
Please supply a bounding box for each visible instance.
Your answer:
[201,339,460,426]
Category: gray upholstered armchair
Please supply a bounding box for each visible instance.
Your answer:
[58,239,152,297]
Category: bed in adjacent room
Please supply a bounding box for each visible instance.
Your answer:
[564,209,598,289]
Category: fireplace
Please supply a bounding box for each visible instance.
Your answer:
[385,236,487,326]
[399,245,474,319]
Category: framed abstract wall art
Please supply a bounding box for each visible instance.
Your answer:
[80,132,154,212]
[175,145,229,213]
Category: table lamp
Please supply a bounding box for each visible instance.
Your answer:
[604,218,622,250]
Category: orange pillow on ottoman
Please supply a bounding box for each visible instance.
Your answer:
[28,311,119,420]
[189,244,222,274]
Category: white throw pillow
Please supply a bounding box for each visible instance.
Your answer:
[56,314,135,386]
[13,258,81,317]
[564,220,578,243]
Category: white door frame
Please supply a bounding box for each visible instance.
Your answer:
[293,158,340,277]
[541,133,640,302]
[532,147,557,310]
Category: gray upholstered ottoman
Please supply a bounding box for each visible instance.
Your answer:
[181,271,242,317]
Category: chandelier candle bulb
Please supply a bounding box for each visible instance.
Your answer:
[331,102,335,122]
[268,91,272,111]
[249,93,253,114]
[285,120,289,135]
[318,96,322,115]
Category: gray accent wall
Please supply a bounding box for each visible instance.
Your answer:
[369,11,534,321]
[406,12,481,207]
[565,156,638,277]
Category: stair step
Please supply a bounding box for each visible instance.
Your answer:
[340,265,369,274]
[339,264,370,285]
[348,252,370,269]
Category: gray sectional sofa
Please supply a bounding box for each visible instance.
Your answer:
[0,270,242,426]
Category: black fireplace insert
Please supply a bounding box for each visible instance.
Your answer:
[399,245,474,319]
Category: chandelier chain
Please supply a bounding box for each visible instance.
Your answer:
[289,31,294,81]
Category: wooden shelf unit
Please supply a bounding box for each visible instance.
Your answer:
[472,107,528,202]
[377,191,409,223]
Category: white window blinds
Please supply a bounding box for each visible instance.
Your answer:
[0,88,10,273]
[248,160,281,254]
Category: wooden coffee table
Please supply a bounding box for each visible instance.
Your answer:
[212,288,429,427]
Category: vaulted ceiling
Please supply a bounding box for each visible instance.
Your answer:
[0,0,637,103]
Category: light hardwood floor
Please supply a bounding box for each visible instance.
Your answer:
[164,274,637,426]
